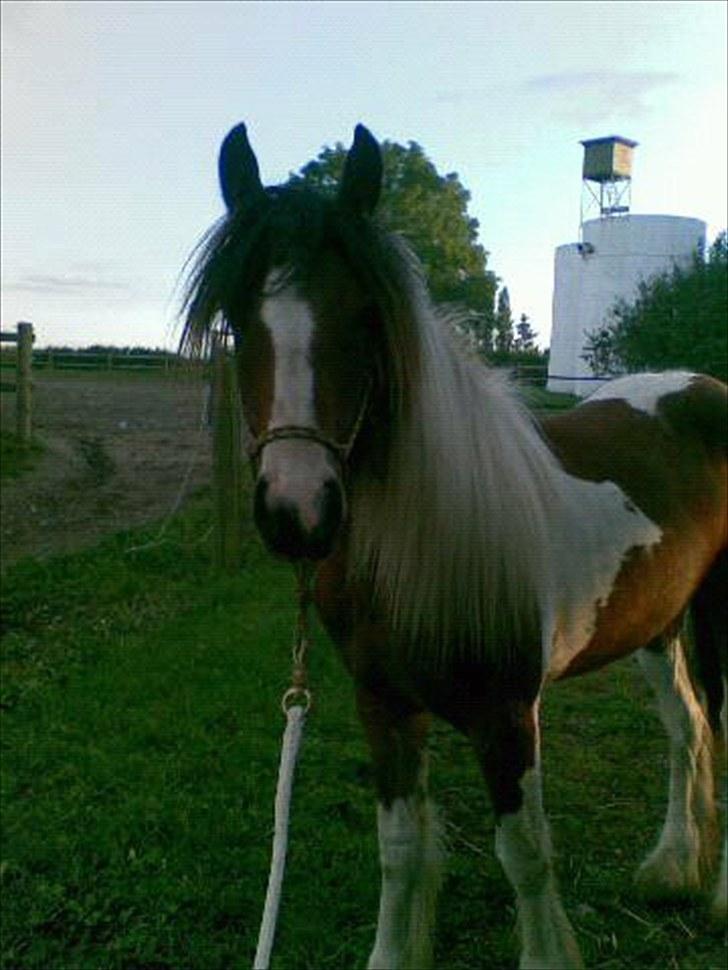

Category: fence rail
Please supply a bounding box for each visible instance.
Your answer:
[0,321,34,442]
[0,349,178,372]
[509,363,548,387]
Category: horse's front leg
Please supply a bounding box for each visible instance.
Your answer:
[472,697,583,970]
[357,686,443,970]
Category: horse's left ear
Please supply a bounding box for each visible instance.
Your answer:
[218,122,266,212]
[339,124,383,216]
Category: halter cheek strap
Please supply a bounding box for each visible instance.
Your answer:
[247,379,372,468]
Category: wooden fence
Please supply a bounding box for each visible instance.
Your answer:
[209,335,245,571]
[29,349,177,372]
[0,321,34,443]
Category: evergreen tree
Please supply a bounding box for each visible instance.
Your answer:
[494,286,514,354]
[514,313,537,351]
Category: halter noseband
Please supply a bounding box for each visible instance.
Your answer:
[247,379,372,468]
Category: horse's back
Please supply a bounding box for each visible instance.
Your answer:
[540,372,727,531]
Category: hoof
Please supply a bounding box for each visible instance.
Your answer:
[635,852,702,901]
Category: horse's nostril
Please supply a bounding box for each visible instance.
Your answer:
[318,478,344,539]
[253,475,344,561]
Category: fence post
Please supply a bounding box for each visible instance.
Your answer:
[212,335,244,571]
[16,321,33,444]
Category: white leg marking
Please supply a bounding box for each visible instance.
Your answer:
[636,640,716,897]
[368,795,442,970]
[496,766,583,969]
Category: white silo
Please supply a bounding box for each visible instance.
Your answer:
[547,137,706,396]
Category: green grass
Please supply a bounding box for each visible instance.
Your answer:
[1,490,726,968]
[518,384,580,411]
[0,430,44,480]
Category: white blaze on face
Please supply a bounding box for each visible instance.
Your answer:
[260,279,316,428]
[258,276,335,528]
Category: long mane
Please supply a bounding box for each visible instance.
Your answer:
[181,189,569,661]
[348,239,566,661]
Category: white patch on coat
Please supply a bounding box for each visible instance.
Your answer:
[584,371,696,416]
[545,474,662,679]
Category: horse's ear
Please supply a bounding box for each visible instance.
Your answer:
[339,124,382,216]
[218,122,265,212]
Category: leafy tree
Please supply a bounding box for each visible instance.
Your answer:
[287,139,497,340]
[493,286,513,354]
[583,231,727,382]
[514,313,537,352]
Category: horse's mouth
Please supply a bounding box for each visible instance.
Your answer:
[253,475,344,561]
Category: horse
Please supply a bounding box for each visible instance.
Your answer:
[182,122,727,969]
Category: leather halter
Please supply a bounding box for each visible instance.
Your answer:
[247,379,372,468]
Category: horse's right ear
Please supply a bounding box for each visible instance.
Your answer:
[218,122,265,212]
[339,124,383,216]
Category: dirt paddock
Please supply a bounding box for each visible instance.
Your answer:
[0,372,215,570]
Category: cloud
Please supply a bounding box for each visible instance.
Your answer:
[526,71,679,124]
[5,274,133,295]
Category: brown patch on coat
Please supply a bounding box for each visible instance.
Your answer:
[235,312,274,438]
[541,376,727,679]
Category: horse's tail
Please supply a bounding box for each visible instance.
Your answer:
[690,549,727,736]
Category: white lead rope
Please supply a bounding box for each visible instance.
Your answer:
[253,703,307,970]
[253,563,314,970]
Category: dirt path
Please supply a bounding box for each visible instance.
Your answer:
[1,372,214,570]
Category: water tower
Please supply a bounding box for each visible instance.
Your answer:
[547,137,705,396]
[580,135,637,223]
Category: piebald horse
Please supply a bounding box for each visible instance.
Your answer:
[183,123,727,969]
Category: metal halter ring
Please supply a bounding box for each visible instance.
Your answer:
[281,686,312,714]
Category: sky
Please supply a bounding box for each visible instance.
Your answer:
[2,0,726,350]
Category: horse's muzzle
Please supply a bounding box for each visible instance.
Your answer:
[253,473,344,561]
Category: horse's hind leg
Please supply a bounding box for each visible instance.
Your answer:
[472,697,583,969]
[358,687,442,970]
[691,551,727,923]
[635,630,716,900]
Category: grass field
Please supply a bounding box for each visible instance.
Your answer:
[1,440,726,968]
[0,431,44,481]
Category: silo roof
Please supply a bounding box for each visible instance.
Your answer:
[580,135,638,148]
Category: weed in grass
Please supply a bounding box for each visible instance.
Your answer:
[0,430,44,480]
[74,435,116,485]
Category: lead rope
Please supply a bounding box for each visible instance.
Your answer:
[253,563,314,970]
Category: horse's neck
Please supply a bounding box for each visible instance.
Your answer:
[348,335,563,651]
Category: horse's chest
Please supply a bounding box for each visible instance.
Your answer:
[315,560,542,730]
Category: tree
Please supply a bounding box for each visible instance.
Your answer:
[493,286,514,354]
[582,231,727,382]
[287,139,497,342]
[514,313,537,352]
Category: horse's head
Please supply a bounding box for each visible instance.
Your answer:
[211,123,385,561]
